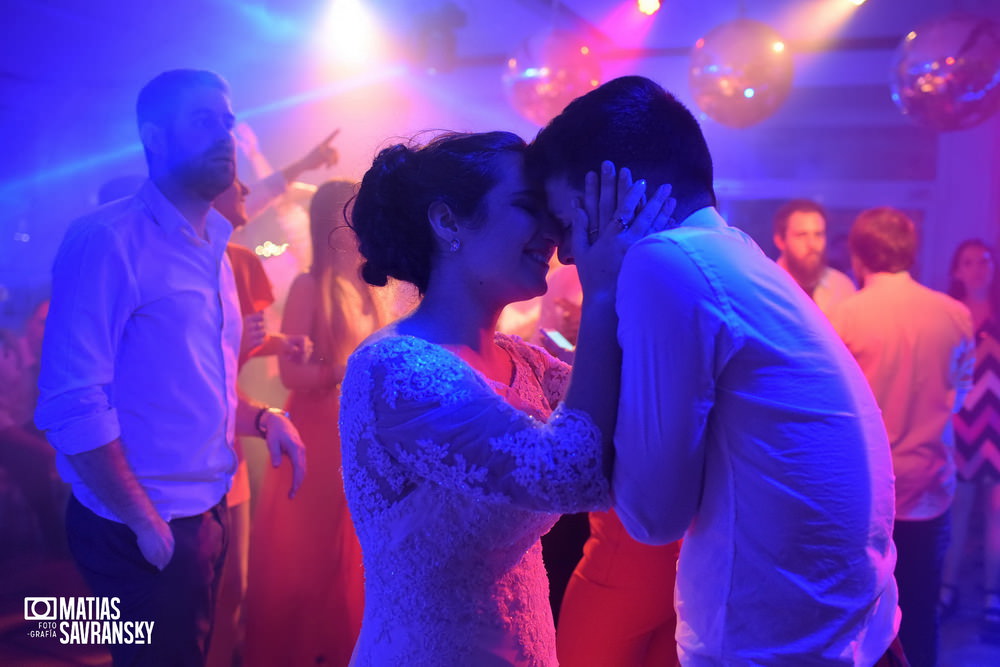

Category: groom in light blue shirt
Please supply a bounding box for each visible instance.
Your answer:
[533,76,900,665]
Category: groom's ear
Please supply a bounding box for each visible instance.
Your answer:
[427,199,461,248]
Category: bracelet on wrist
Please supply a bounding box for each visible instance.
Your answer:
[255,406,289,437]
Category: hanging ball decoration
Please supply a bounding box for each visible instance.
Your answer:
[890,13,1000,132]
[688,18,794,128]
[502,28,602,126]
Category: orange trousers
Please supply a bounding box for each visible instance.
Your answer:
[557,509,682,667]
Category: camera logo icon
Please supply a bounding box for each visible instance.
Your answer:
[24,597,57,621]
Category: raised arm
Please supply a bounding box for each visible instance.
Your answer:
[280,129,340,184]
[558,163,676,477]
[236,125,339,220]
[612,237,733,545]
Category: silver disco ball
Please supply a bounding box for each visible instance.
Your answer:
[890,13,1000,132]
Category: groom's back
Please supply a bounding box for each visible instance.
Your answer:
[619,219,898,664]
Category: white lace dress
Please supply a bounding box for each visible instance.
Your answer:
[339,332,611,666]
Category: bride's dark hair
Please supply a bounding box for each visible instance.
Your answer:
[350,131,526,294]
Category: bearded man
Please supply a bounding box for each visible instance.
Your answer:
[773,198,855,316]
[35,69,305,666]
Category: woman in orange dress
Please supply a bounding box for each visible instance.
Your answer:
[244,180,382,667]
[538,266,682,666]
[556,509,681,666]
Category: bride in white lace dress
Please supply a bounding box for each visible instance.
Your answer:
[340,131,674,665]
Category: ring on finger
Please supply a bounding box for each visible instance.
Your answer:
[613,214,632,231]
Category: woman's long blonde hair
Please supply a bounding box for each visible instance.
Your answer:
[307,180,378,362]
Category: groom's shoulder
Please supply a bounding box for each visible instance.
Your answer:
[626,222,737,273]
[620,232,719,304]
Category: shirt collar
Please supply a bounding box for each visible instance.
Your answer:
[137,179,233,250]
[678,206,727,230]
[864,270,912,288]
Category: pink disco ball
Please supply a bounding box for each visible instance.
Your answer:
[688,18,794,128]
[502,28,602,126]
[890,13,1000,132]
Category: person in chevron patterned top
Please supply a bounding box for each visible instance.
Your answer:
[940,238,1000,643]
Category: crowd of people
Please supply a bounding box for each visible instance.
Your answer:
[2,67,997,667]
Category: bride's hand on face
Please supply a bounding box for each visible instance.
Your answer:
[571,160,676,297]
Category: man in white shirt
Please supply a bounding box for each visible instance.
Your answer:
[532,75,899,665]
[772,198,856,317]
[830,207,974,667]
[35,69,306,666]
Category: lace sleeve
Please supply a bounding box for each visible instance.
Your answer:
[500,335,571,410]
[348,336,609,514]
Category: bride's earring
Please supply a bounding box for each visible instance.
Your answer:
[449,239,461,252]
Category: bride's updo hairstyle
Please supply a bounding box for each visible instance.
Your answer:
[351,130,527,294]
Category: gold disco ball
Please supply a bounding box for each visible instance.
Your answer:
[502,28,602,126]
[689,18,794,128]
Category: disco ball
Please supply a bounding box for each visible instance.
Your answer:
[502,28,602,126]
[688,18,794,128]
[890,13,1000,132]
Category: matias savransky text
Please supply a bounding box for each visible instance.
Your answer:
[24,596,155,645]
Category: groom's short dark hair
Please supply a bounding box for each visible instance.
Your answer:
[528,75,716,211]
